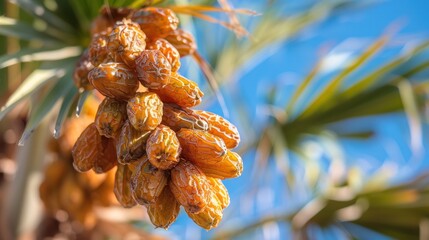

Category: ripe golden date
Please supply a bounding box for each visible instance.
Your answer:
[72,123,100,172]
[146,125,181,170]
[76,170,106,190]
[130,159,167,205]
[185,193,223,230]
[162,104,208,131]
[194,110,240,149]
[129,7,179,39]
[114,164,136,208]
[207,177,230,209]
[88,62,139,101]
[88,32,111,66]
[136,50,171,89]
[116,121,151,164]
[93,137,117,174]
[95,97,127,138]
[195,150,243,179]
[169,160,210,213]
[58,115,93,156]
[152,73,203,108]
[147,39,181,72]
[107,19,146,67]
[176,128,227,164]
[127,92,163,131]
[73,49,94,90]
[164,29,197,57]
[147,185,180,229]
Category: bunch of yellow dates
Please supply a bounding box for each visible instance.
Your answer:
[72,6,242,229]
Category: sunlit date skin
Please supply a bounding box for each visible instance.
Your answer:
[193,150,243,180]
[72,123,100,172]
[146,125,181,170]
[164,29,197,57]
[95,97,127,138]
[194,110,240,149]
[116,121,152,164]
[161,104,208,132]
[152,73,203,108]
[147,39,181,72]
[127,92,163,131]
[129,7,179,40]
[73,49,94,91]
[88,62,139,101]
[169,160,210,214]
[176,128,227,164]
[114,164,137,208]
[130,159,168,205]
[146,185,180,229]
[107,19,146,67]
[135,50,172,90]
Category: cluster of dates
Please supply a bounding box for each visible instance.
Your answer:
[72,6,242,229]
[40,112,117,228]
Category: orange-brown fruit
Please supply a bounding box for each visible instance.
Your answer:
[194,110,240,149]
[127,92,163,131]
[162,104,208,131]
[107,19,146,67]
[176,128,227,164]
[58,115,93,156]
[88,62,139,101]
[207,177,230,209]
[169,160,210,213]
[88,31,111,66]
[152,73,203,108]
[164,29,197,57]
[93,169,118,207]
[93,137,117,173]
[130,159,168,205]
[116,121,152,164]
[185,193,223,230]
[129,7,179,39]
[146,125,181,170]
[147,39,181,72]
[72,123,100,172]
[76,170,107,190]
[58,172,86,214]
[135,50,171,89]
[192,150,243,180]
[95,97,127,138]
[91,6,133,36]
[147,185,180,229]
[73,49,94,90]
[114,164,137,208]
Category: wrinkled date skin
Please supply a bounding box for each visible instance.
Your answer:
[185,192,223,230]
[147,39,181,72]
[114,164,137,208]
[127,92,163,131]
[207,177,230,209]
[88,32,111,67]
[152,73,203,108]
[194,110,240,149]
[147,185,180,229]
[88,62,139,101]
[72,123,100,172]
[116,121,151,164]
[130,159,168,205]
[93,137,117,173]
[176,128,227,164]
[107,19,146,67]
[169,160,210,214]
[194,150,243,180]
[146,125,181,170]
[164,29,197,57]
[129,7,179,39]
[95,97,127,138]
[135,50,171,89]
[162,104,208,132]
[73,49,94,90]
